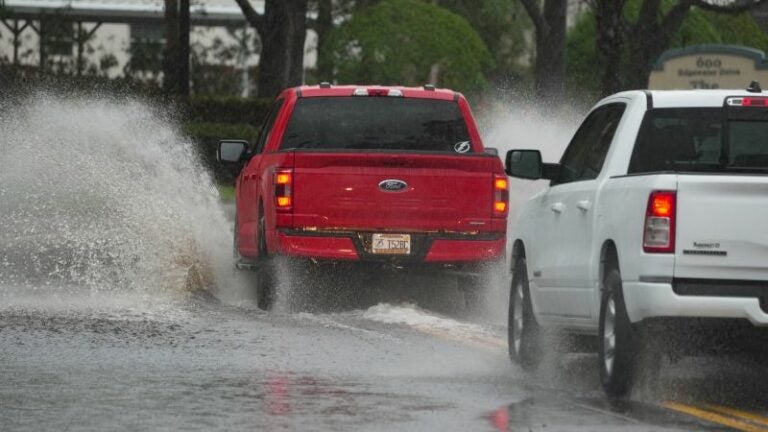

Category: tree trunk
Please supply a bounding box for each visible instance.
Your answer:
[178,0,190,97]
[534,0,567,99]
[163,0,179,95]
[593,0,626,96]
[520,0,567,100]
[626,0,691,90]
[257,0,308,98]
[315,0,333,81]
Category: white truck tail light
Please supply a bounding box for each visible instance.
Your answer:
[726,96,768,107]
[492,175,509,217]
[274,169,293,212]
[643,190,676,253]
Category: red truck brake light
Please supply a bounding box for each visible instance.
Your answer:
[493,175,509,217]
[352,88,404,97]
[643,190,676,253]
[274,169,293,211]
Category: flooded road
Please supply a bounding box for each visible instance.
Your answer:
[1,290,514,431]
[3,280,768,431]
[2,94,768,431]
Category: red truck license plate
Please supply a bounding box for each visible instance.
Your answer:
[372,234,411,255]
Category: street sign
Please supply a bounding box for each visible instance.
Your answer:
[649,44,768,90]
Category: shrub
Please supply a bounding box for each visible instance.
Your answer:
[182,122,260,183]
[185,96,273,125]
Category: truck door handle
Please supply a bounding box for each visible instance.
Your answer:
[577,200,591,212]
[550,202,566,213]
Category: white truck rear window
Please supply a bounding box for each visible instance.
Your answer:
[629,108,768,174]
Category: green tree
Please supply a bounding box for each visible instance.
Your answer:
[567,1,768,97]
[437,0,531,88]
[321,0,494,94]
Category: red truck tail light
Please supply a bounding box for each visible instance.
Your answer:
[643,190,676,253]
[274,169,293,211]
[493,175,509,217]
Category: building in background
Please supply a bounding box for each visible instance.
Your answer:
[0,0,318,95]
[567,0,588,29]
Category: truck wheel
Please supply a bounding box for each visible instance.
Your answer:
[508,256,541,370]
[599,269,637,397]
[256,207,275,311]
[256,260,276,310]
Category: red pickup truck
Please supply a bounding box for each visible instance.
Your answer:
[218,84,508,309]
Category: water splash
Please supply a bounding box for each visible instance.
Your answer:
[472,102,584,325]
[482,102,583,223]
[0,92,234,307]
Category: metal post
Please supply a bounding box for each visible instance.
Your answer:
[76,21,83,76]
[12,19,18,64]
[38,18,45,73]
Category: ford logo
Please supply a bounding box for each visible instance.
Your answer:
[378,179,408,192]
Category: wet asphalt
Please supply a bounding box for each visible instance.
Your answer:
[2,276,768,432]
[0,203,766,431]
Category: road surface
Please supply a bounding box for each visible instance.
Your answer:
[2,270,768,431]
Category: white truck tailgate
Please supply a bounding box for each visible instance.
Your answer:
[675,175,768,281]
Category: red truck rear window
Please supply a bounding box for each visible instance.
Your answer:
[280,97,473,153]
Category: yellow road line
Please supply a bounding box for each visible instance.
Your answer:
[663,402,768,432]
[412,324,768,431]
[705,405,768,428]
[414,326,507,351]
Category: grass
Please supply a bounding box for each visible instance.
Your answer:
[217,185,236,202]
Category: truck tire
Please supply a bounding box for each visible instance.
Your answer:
[256,259,276,310]
[508,256,541,370]
[599,269,638,397]
[256,206,275,310]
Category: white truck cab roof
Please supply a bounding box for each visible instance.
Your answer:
[605,88,767,109]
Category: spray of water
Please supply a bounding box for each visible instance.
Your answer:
[475,102,585,325]
[0,89,585,319]
[0,92,236,309]
[483,102,583,222]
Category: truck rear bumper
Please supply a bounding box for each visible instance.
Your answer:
[623,280,768,327]
[275,229,505,263]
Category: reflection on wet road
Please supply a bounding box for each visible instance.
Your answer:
[3,278,768,431]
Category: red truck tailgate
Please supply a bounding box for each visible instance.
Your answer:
[291,152,498,232]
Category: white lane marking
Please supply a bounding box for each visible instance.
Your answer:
[296,312,402,343]
[362,303,507,351]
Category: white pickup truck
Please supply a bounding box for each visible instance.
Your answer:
[505,86,768,397]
